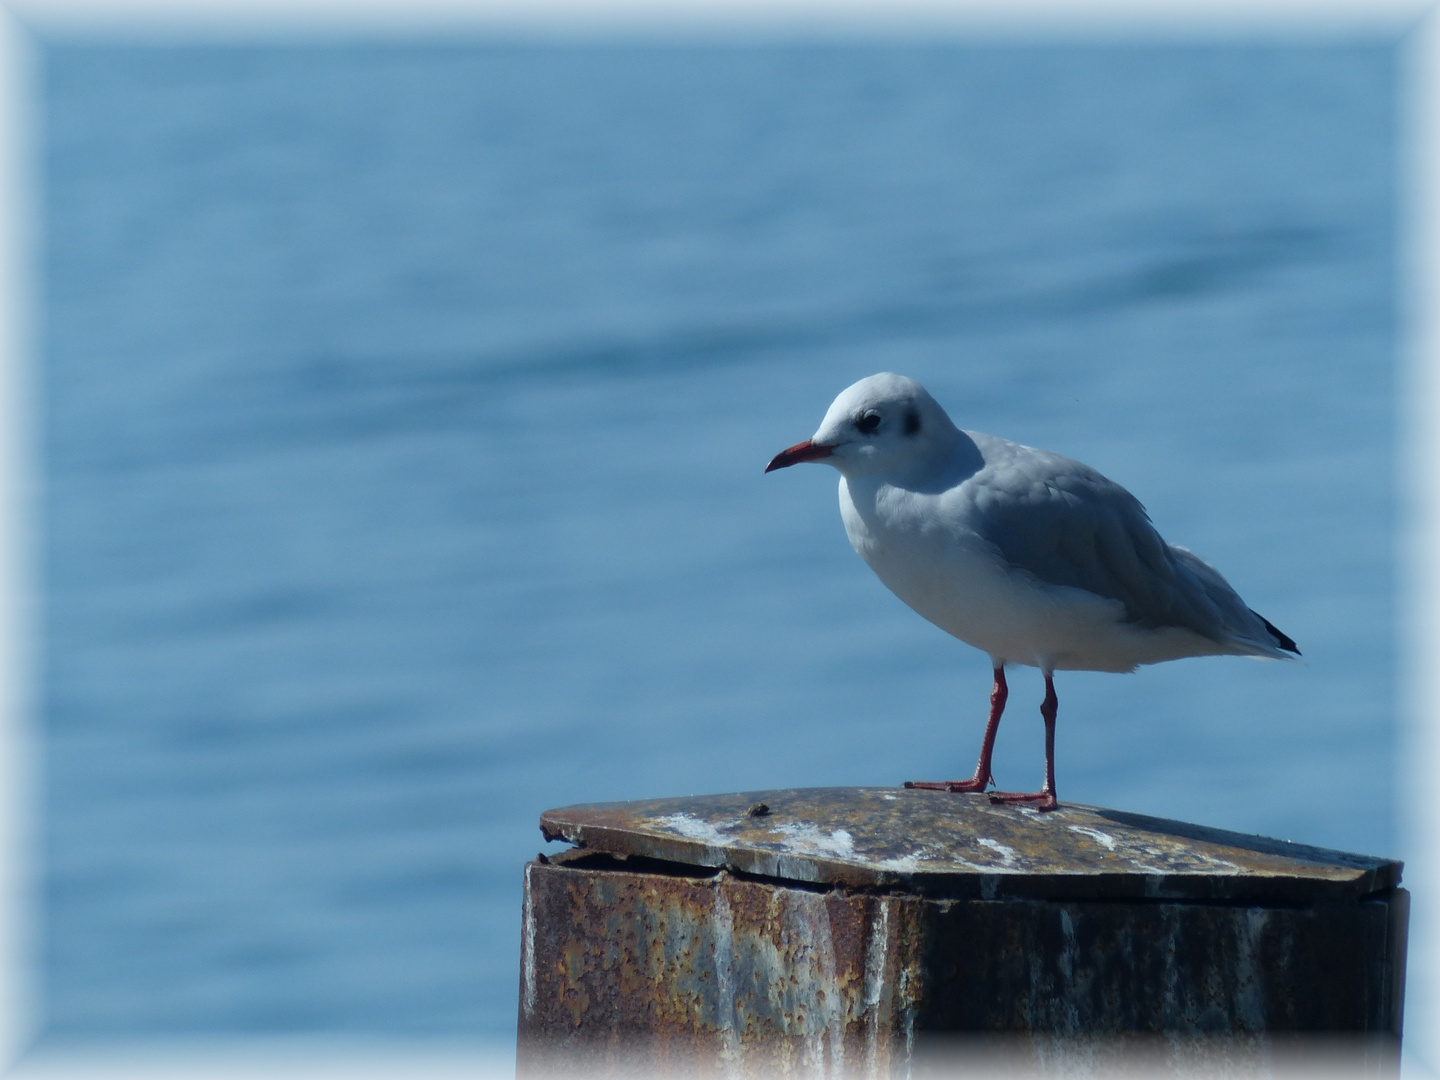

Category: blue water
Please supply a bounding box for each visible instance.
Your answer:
[41,42,1396,1041]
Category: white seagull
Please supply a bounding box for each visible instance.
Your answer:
[765,373,1298,812]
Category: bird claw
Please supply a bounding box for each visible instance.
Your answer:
[988,789,1059,812]
[904,779,988,793]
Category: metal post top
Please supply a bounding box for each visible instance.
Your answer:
[539,787,1400,904]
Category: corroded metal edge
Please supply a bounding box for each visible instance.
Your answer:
[538,787,1400,904]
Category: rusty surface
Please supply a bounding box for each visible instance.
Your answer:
[517,857,1407,1077]
[521,789,1407,1075]
[517,859,925,1077]
[539,787,1400,903]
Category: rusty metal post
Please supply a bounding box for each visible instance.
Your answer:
[516,788,1407,1077]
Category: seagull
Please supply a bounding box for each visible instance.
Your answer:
[765,373,1298,812]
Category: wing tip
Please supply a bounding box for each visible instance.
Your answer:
[1252,610,1300,656]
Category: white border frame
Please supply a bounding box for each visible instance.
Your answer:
[0,3,1431,1077]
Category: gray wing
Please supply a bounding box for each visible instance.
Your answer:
[965,439,1279,651]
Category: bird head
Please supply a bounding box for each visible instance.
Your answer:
[765,373,959,482]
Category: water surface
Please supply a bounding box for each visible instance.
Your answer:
[42,42,1395,1040]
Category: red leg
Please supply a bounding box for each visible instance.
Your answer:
[988,672,1059,812]
[905,666,1007,793]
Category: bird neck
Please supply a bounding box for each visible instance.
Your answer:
[891,428,983,493]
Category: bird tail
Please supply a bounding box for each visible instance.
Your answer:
[1168,546,1300,660]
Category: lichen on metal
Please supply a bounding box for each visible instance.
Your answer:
[539,786,1399,903]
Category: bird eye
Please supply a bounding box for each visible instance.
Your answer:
[856,412,881,435]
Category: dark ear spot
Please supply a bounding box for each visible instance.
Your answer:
[903,408,921,436]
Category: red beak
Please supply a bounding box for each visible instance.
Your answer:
[765,439,833,473]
